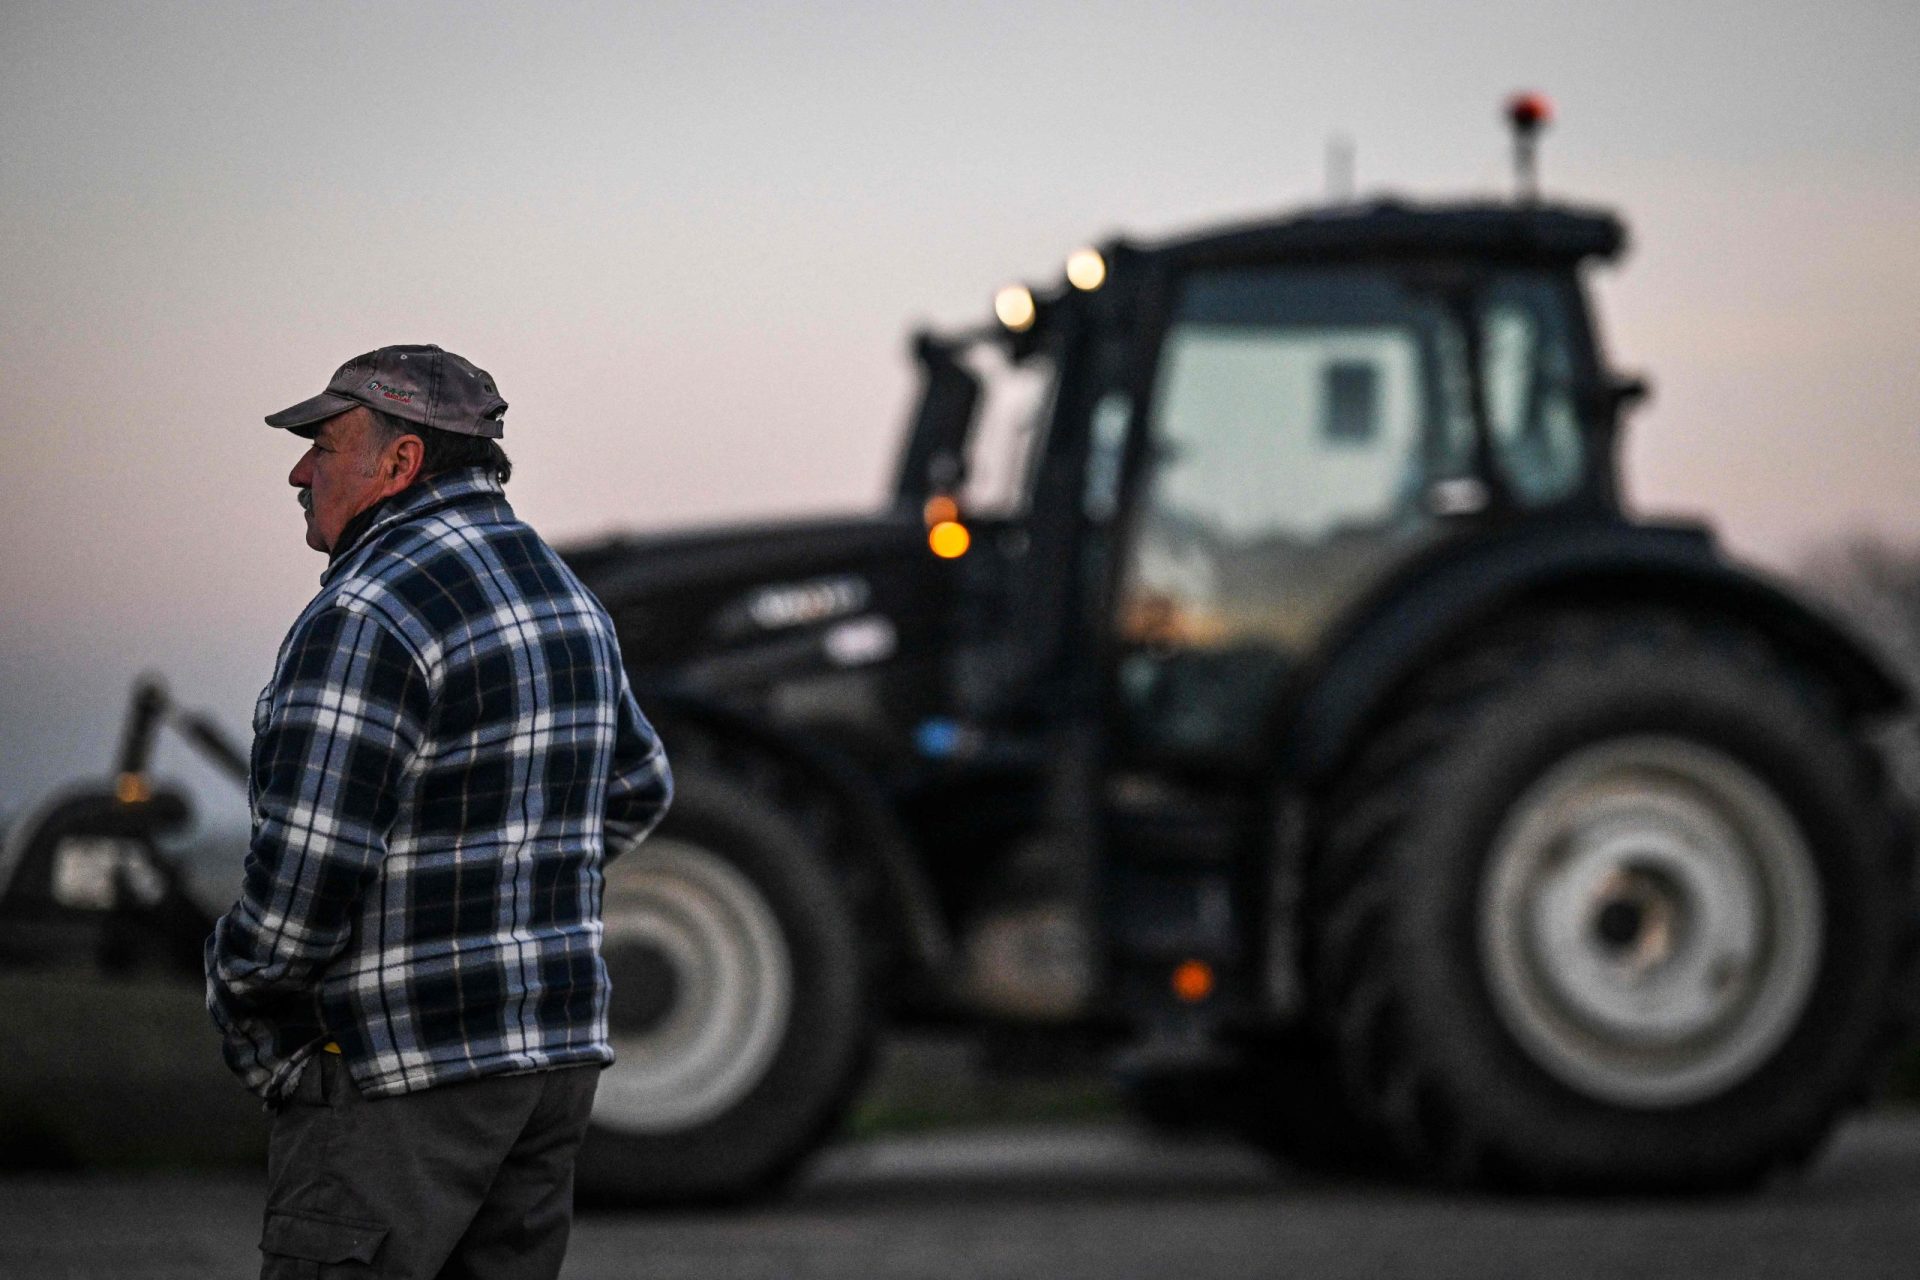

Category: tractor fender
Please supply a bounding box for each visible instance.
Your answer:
[640,688,954,978]
[1281,518,1909,783]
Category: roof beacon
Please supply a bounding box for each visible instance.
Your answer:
[1506,91,1553,204]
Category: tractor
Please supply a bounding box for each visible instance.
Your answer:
[558,105,1916,1199]
[5,102,1912,1200]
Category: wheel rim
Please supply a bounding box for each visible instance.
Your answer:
[1479,736,1823,1108]
[594,837,794,1132]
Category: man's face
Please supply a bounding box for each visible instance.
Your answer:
[287,407,407,553]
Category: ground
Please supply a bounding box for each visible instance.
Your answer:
[7,1113,1920,1279]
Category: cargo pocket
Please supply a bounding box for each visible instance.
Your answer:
[260,1208,388,1278]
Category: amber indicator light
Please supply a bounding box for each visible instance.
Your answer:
[929,521,971,559]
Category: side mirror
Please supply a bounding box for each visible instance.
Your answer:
[1578,374,1650,429]
[1609,374,1651,415]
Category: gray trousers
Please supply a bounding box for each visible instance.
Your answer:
[259,1052,600,1279]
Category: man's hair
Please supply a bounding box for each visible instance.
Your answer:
[366,407,513,485]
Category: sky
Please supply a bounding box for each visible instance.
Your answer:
[2,0,1917,819]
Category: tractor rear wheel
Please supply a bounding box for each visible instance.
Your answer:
[1313,613,1910,1191]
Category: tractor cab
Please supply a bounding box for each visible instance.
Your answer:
[896,199,1646,771]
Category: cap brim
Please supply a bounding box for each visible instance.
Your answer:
[264,391,358,435]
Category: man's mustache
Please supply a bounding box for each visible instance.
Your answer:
[297,488,313,513]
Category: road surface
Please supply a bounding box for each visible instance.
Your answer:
[6,1114,1920,1279]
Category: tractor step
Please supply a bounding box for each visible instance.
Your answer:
[1101,780,1261,1017]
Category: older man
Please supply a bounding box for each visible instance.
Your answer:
[206,344,671,1279]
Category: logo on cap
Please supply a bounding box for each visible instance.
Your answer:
[364,378,416,406]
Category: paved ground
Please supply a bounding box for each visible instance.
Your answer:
[6,1113,1920,1279]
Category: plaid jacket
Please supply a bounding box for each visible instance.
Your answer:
[205,468,671,1102]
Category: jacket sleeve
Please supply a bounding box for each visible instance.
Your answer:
[603,669,672,862]
[204,604,429,1098]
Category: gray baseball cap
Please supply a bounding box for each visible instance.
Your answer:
[265,344,508,439]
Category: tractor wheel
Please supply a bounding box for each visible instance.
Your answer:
[1313,613,1911,1191]
[576,772,869,1204]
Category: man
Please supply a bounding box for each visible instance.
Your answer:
[206,344,671,1279]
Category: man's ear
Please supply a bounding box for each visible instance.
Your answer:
[387,433,425,490]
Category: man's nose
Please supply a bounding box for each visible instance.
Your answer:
[289,452,313,487]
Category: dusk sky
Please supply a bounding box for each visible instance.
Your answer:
[3,1,1917,820]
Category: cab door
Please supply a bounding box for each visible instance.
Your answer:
[1109,263,1480,773]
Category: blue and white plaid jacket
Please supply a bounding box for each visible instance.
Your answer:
[206,468,671,1102]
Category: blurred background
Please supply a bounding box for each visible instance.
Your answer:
[4,0,1918,822]
[3,0,1920,1212]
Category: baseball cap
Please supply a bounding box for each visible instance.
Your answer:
[265,344,508,439]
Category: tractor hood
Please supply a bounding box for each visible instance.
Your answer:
[559,512,948,695]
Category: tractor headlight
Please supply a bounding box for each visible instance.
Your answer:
[1065,248,1107,292]
[994,284,1037,333]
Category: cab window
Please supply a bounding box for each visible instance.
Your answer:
[957,344,1055,516]
[1121,266,1475,655]
[1480,272,1586,505]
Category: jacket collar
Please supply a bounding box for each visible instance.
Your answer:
[321,468,508,585]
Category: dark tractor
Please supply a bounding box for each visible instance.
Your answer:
[557,186,1916,1199]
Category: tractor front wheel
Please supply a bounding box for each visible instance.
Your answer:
[577,772,869,1203]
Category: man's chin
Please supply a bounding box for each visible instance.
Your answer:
[304,513,328,553]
